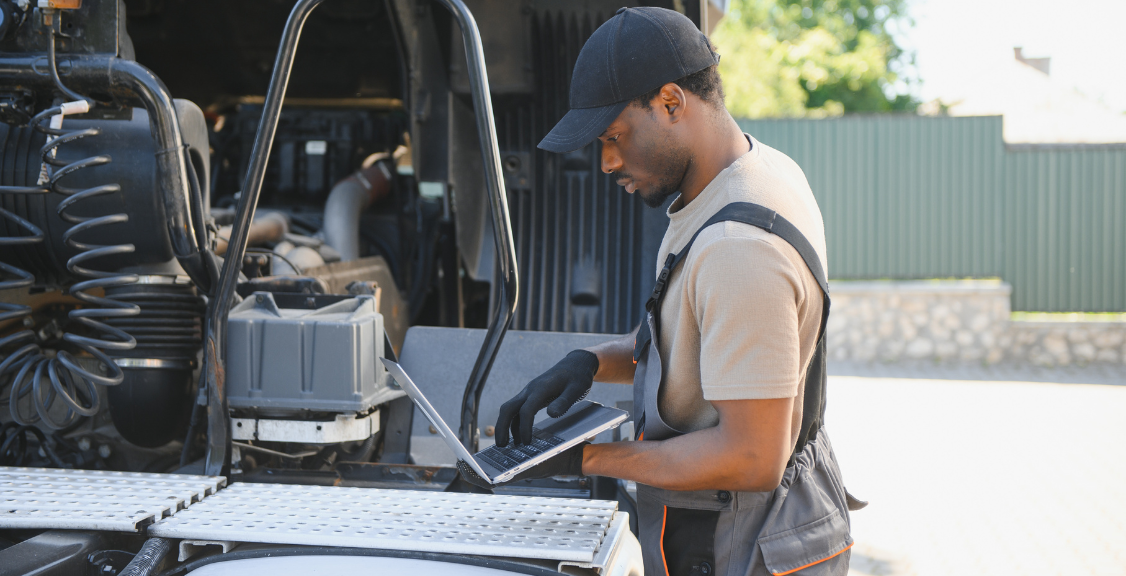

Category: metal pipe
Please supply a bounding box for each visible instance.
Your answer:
[200,0,326,476]
[108,59,207,290]
[434,0,520,452]
[323,164,392,262]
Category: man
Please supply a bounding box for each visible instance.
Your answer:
[459,7,859,575]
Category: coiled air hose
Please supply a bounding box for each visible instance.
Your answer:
[0,27,140,437]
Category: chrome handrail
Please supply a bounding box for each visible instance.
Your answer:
[435,0,520,453]
[202,0,327,476]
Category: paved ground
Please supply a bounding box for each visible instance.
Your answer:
[827,363,1126,576]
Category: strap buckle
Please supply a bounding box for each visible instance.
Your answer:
[646,253,677,310]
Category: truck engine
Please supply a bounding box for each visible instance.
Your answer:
[0,0,711,573]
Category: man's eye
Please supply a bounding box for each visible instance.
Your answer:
[609,135,619,142]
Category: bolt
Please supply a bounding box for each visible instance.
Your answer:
[77,437,91,451]
[256,295,264,304]
[97,444,112,458]
[428,425,437,434]
[485,426,495,437]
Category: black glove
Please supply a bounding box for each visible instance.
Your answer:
[495,350,599,447]
[457,442,588,490]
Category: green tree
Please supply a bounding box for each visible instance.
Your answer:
[711,0,917,118]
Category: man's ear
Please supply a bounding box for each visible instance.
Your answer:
[658,83,687,123]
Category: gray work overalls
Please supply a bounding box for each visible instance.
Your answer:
[631,202,853,576]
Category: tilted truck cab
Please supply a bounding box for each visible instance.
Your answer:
[0,0,716,573]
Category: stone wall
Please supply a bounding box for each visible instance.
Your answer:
[1008,322,1125,366]
[827,280,1126,366]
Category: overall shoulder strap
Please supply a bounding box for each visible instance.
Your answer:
[645,202,828,312]
[633,202,831,460]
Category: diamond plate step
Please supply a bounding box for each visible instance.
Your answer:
[0,467,226,532]
[149,482,619,562]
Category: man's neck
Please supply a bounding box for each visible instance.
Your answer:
[677,115,750,207]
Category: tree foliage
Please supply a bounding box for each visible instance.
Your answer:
[711,0,917,118]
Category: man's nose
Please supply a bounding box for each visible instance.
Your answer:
[601,146,622,174]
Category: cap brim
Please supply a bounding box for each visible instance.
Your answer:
[537,101,629,153]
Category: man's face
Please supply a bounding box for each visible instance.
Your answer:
[598,101,691,208]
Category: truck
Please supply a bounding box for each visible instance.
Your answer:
[0,0,719,573]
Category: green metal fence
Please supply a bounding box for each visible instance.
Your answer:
[738,115,1126,312]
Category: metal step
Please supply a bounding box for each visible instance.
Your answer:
[0,467,225,531]
[148,482,619,563]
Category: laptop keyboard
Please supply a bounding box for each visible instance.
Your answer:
[475,428,565,471]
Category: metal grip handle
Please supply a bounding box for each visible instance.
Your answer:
[202,0,328,476]
[434,0,520,453]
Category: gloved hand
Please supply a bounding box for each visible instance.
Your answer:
[495,350,599,447]
[457,442,588,490]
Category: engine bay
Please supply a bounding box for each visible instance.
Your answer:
[0,0,453,476]
[0,0,701,571]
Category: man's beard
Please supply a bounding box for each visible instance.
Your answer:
[622,135,691,209]
[637,175,679,208]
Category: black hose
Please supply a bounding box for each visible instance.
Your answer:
[157,546,562,576]
[0,423,29,466]
[185,149,216,295]
[244,248,302,276]
[407,201,441,322]
[120,538,173,576]
[179,400,204,468]
[358,228,402,283]
[46,26,94,106]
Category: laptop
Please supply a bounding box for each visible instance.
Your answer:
[380,358,628,485]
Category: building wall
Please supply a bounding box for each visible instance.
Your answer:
[739,115,1126,313]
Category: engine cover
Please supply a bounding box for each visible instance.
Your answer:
[226,292,400,416]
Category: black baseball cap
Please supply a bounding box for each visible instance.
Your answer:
[537,7,720,153]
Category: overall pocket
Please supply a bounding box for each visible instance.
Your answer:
[757,508,852,575]
[637,485,734,576]
[754,464,853,576]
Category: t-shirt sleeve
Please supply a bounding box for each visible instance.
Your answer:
[687,227,807,401]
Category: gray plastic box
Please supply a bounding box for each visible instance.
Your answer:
[226,292,398,413]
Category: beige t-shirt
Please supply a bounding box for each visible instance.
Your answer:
[654,134,827,443]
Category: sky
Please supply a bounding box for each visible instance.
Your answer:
[894,0,1126,114]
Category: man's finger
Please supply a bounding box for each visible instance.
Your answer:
[494,395,524,447]
[518,403,538,445]
[508,411,522,448]
[546,384,588,418]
